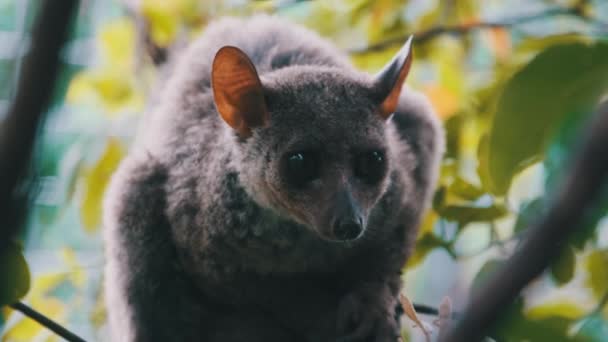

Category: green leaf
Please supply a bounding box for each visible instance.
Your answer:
[448,177,485,201]
[550,246,576,285]
[444,114,463,159]
[0,242,31,306]
[432,186,447,210]
[437,204,508,226]
[487,42,608,194]
[515,34,591,56]
[585,250,608,298]
[477,133,492,192]
[574,313,608,342]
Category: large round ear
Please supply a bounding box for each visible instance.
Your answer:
[212,46,269,137]
[373,36,414,120]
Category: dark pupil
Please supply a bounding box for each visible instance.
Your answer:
[354,151,386,184]
[285,152,320,187]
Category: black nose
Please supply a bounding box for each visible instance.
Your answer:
[332,218,363,241]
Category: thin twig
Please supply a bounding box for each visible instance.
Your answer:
[10,302,86,342]
[413,303,459,319]
[441,102,608,342]
[349,6,587,54]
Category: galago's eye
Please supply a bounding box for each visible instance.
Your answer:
[284,151,321,188]
[354,150,386,185]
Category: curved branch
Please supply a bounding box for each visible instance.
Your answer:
[349,6,587,54]
[441,102,608,342]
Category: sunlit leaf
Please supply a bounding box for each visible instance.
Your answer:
[422,84,459,119]
[487,43,608,194]
[515,34,591,56]
[0,242,30,306]
[418,211,438,237]
[2,312,45,341]
[3,271,71,340]
[80,139,125,232]
[454,0,478,25]
[90,286,107,328]
[141,0,180,47]
[99,18,136,69]
[527,300,586,320]
[67,67,144,114]
[437,204,507,226]
[447,177,485,201]
[60,248,85,287]
[585,250,608,299]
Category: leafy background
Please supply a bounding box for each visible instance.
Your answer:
[1,0,608,341]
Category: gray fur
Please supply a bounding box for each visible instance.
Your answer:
[104,15,444,342]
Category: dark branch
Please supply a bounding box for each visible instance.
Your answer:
[10,302,86,342]
[441,102,608,342]
[0,1,83,341]
[0,0,79,251]
[349,6,587,54]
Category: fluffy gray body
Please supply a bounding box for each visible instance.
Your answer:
[104,15,444,342]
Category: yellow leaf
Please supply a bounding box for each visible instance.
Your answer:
[418,211,437,237]
[60,248,85,287]
[585,249,608,298]
[80,139,125,232]
[2,313,46,341]
[90,289,107,328]
[99,18,136,69]
[422,84,459,119]
[66,67,144,115]
[142,0,181,46]
[526,301,586,320]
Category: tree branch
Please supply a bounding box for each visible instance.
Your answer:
[0,0,84,341]
[0,0,79,251]
[440,102,608,342]
[349,6,589,54]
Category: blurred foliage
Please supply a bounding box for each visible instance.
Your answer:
[0,243,29,307]
[2,0,608,341]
